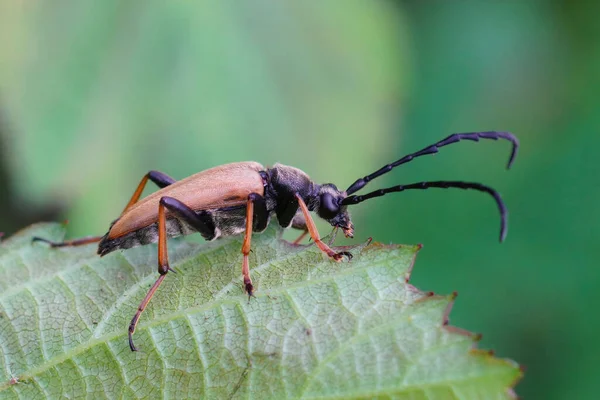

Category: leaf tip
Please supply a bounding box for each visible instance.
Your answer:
[519,364,527,374]
[402,243,422,283]
[442,291,458,325]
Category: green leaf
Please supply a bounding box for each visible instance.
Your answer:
[0,224,521,399]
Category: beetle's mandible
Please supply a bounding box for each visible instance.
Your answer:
[33,131,518,351]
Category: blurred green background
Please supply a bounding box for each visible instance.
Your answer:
[0,1,598,398]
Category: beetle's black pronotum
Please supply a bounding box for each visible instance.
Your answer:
[33,131,518,351]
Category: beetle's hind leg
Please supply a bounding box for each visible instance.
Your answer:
[128,196,216,351]
[32,235,103,248]
[121,170,176,214]
[32,170,177,248]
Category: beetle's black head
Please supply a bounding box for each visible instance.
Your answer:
[315,183,354,238]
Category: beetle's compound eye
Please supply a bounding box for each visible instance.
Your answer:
[319,193,340,219]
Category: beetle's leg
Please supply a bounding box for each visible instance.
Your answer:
[240,193,268,296]
[155,197,217,240]
[290,213,309,244]
[122,170,176,214]
[128,196,217,351]
[294,194,352,261]
[128,274,166,352]
[32,171,176,249]
[32,235,103,247]
[293,231,309,245]
[128,197,171,351]
[288,213,336,245]
[242,193,263,297]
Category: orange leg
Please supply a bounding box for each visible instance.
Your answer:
[128,197,173,351]
[32,235,102,247]
[242,196,255,296]
[121,170,175,214]
[292,230,309,245]
[32,171,175,249]
[294,194,352,261]
[122,174,151,214]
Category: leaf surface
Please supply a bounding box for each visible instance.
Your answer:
[0,224,520,399]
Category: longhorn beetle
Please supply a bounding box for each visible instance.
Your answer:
[33,131,518,351]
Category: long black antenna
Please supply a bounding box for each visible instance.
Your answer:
[341,180,508,242]
[345,131,518,195]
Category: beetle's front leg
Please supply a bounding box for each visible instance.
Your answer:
[294,194,352,261]
[241,193,268,297]
[289,213,309,244]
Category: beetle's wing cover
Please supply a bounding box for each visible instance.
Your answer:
[108,162,265,238]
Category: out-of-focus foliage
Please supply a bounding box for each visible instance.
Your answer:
[0,1,598,399]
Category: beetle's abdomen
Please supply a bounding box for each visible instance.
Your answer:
[98,216,201,256]
[97,205,270,256]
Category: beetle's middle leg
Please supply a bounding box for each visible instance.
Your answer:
[128,196,215,351]
[242,193,268,297]
[294,194,352,261]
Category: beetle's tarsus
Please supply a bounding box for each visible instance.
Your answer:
[245,283,255,303]
[128,332,138,352]
[331,251,352,262]
[32,236,54,246]
[245,282,254,296]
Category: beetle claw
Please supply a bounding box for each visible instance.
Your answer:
[332,251,352,261]
[245,282,254,302]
